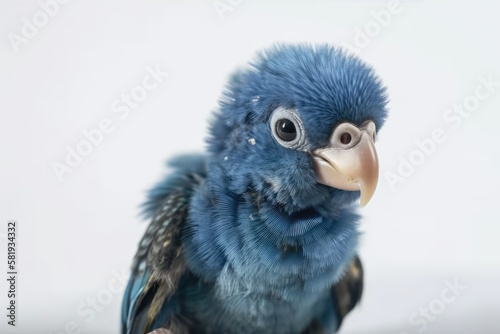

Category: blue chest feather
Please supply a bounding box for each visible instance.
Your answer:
[182,176,360,333]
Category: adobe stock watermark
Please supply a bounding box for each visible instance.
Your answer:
[342,0,403,53]
[398,278,467,334]
[7,0,72,54]
[213,0,243,21]
[385,74,499,191]
[48,268,129,334]
[51,65,169,183]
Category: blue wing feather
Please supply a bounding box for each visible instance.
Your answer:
[121,154,206,334]
[121,267,152,334]
[142,154,207,219]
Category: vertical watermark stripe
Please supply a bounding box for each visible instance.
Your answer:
[6,220,18,327]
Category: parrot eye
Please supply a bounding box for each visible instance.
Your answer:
[276,119,297,141]
[331,123,362,149]
[270,107,306,149]
[340,132,352,145]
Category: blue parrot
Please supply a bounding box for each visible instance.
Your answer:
[121,44,388,334]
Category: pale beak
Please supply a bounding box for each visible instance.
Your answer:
[312,133,379,207]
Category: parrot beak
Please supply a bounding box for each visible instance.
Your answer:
[312,131,379,207]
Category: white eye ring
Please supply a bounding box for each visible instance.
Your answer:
[361,121,377,142]
[270,107,307,149]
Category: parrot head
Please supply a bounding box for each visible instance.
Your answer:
[207,44,388,213]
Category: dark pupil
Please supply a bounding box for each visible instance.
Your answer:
[276,119,297,141]
[340,132,352,145]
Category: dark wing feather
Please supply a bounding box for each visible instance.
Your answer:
[122,164,205,334]
[301,256,363,334]
[332,256,364,331]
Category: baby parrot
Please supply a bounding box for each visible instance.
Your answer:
[122,44,388,334]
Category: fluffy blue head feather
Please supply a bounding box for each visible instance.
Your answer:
[206,44,388,213]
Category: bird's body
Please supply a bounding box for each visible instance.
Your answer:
[122,44,387,334]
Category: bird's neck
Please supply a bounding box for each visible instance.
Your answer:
[184,173,360,299]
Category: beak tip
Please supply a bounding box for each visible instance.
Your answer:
[359,197,369,208]
[358,181,377,208]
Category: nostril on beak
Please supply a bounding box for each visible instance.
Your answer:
[340,132,352,145]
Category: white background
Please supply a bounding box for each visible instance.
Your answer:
[1,1,499,333]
